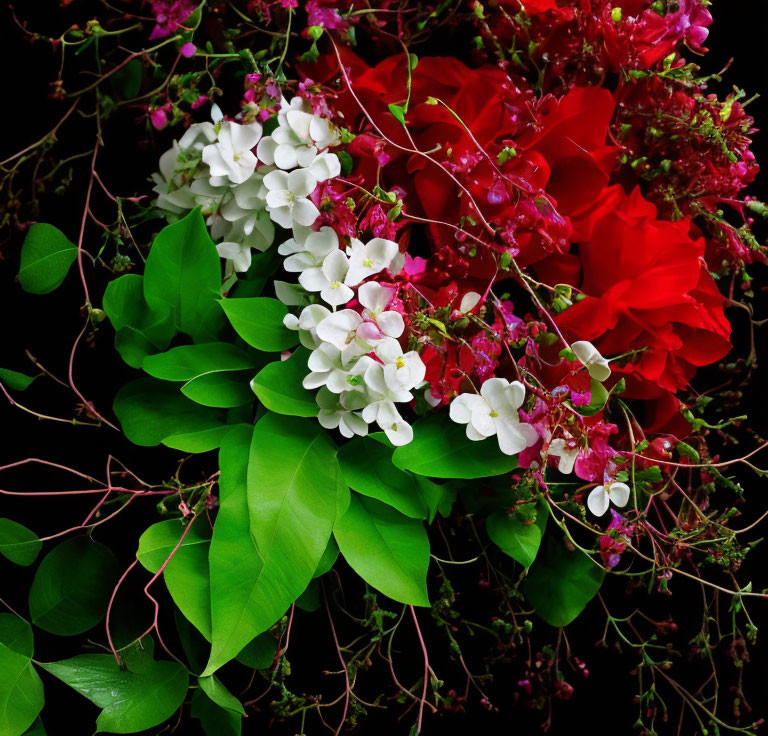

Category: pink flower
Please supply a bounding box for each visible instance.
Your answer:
[149,107,169,130]
[148,0,197,40]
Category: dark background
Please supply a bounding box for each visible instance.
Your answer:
[1,1,767,734]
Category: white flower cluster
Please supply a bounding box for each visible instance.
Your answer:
[276,224,424,446]
[152,99,341,273]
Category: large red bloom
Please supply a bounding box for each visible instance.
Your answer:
[554,187,731,398]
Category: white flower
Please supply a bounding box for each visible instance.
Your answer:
[449,378,538,456]
[547,438,579,474]
[280,226,338,273]
[361,396,414,446]
[358,282,405,338]
[298,249,354,307]
[344,237,399,286]
[216,241,252,272]
[263,169,320,229]
[201,120,263,184]
[571,340,611,382]
[587,481,630,517]
[315,293,403,363]
[316,387,368,439]
[308,152,341,183]
[304,343,356,393]
[375,338,427,392]
[284,304,332,349]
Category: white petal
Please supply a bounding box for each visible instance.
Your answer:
[358,282,395,314]
[288,169,318,198]
[298,267,328,293]
[274,143,300,170]
[376,310,405,338]
[263,169,289,192]
[321,249,350,282]
[495,420,529,456]
[608,482,631,508]
[321,283,354,307]
[459,291,482,314]
[308,152,341,182]
[256,136,277,165]
[291,198,321,227]
[587,486,610,517]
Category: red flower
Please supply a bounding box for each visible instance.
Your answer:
[554,187,731,398]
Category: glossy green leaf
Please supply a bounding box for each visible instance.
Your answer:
[142,343,255,381]
[137,519,212,640]
[486,499,548,568]
[182,371,254,408]
[250,347,318,416]
[143,209,224,342]
[40,650,189,734]
[21,716,45,735]
[205,416,340,674]
[523,535,605,627]
[0,614,33,657]
[28,537,118,636]
[0,642,44,736]
[103,274,174,368]
[207,426,264,675]
[18,223,77,294]
[0,518,41,566]
[0,368,37,392]
[338,437,426,519]
[162,425,233,453]
[114,377,225,448]
[198,676,244,715]
[334,494,430,607]
[191,688,241,736]
[236,632,278,670]
[392,414,519,479]
[218,297,297,352]
[313,537,339,578]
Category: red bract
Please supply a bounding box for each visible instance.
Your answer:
[554,186,732,398]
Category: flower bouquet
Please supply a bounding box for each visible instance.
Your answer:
[1,0,767,734]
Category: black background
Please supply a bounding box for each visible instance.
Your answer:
[1,2,768,734]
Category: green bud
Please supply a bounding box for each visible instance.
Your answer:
[611,7,622,22]
[307,25,324,40]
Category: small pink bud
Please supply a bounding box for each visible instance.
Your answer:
[149,108,168,130]
[180,42,196,58]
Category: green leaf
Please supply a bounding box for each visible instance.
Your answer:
[388,103,406,125]
[0,614,34,657]
[143,209,224,342]
[162,425,233,453]
[103,274,175,368]
[137,519,212,640]
[205,416,341,674]
[295,579,321,612]
[338,437,426,519]
[523,535,605,627]
[250,347,318,417]
[39,650,189,734]
[0,519,41,566]
[392,414,519,479]
[0,368,37,391]
[114,377,226,448]
[142,343,255,381]
[313,537,339,578]
[218,297,297,352]
[191,688,241,736]
[182,371,254,408]
[334,494,430,607]
[21,716,45,736]
[18,223,77,294]
[110,57,142,98]
[236,632,278,670]
[207,426,264,675]
[28,537,118,636]
[574,378,610,417]
[0,642,44,736]
[198,676,244,715]
[486,499,548,568]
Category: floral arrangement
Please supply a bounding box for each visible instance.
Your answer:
[1,1,767,734]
